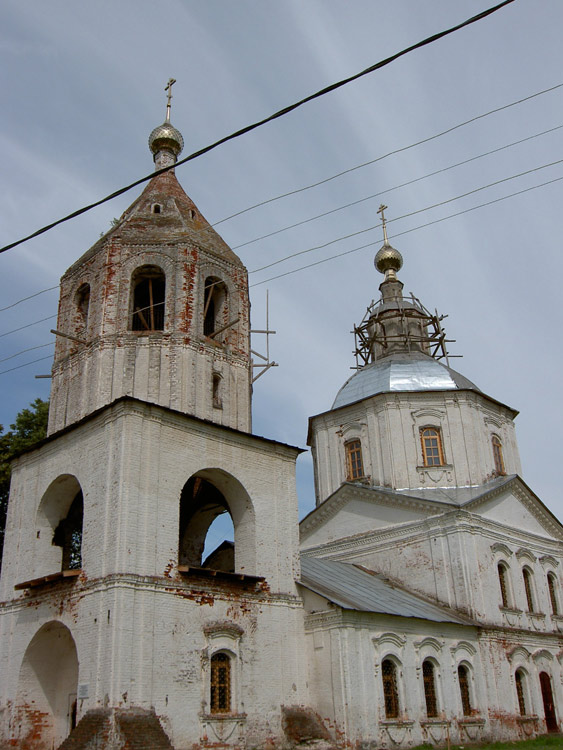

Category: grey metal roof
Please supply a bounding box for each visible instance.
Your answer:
[332,353,480,409]
[393,475,516,506]
[300,555,471,624]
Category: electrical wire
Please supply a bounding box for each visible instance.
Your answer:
[249,157,563,274]
[0,355,54,376]
[0,315,57,339]
[0,342,54,365]
[0,286,58,314]
[232,123,563,250]
[250,174,563,287]
[0,0,517,257]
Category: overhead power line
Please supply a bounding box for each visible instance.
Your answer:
[250,174,563,287]
[0,0,516,256]
[249,157,563,275]
[232,123,563,250]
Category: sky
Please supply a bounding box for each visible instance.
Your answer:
[1,0,562,524]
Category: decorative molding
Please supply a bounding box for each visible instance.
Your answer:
[450,640,477,658]
[507,645,531,663]
[516,548,537,564]
[410,408,446,422]
[373,632,407,651]
[416,466,454,485]
[203,621,244,638]
[491,542,513,558]
[414,637,443,654]
[540,555,560,569]
[484,415,503,429]
[532,648,554,663]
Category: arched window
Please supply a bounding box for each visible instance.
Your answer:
[492,435,505,475]
[210,652,231,713]
[130,265,165,331]
[458,664,472,715]
[422,659,438,718]
[345,439,364,480]
[498,562,510,608]
[381,659,400,719]
[75,283,90,330]
[420,427,444,467]
[212,372,222,409]
[523,567,535,612]
[52,491,83,571]
[203,276,227,337]
[548,572,559,615]
[515,669,527,716]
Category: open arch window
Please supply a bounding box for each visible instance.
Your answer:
[203,276,228,337]
[492,435,506,475]
[548,572,559,615]
[523,567,536,612]
[52,491,83,571]
[458,664,472,715]
[130,265,166,331]
[422,659,438,718]
[212,372,222,409]
[210,652,231,714]
[420,427,444,467]
[515,669,527,716]
[75,283,90,330]
[498,562,511,608]
[345,439,364,481]
[381,659,400,719]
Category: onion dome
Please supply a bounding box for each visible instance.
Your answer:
[148,121,184,160]
[374,241,403,280]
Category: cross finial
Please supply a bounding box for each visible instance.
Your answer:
[377,204,389,244]
[165,78,176,122]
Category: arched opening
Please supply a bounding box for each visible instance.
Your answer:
[458,663,472,715]
[515,668,527,716]
[14,622,79,749]
[75,283,90,330]
[522,567,535,612]
[381,658,400,719]
[492,435,506,475]
[36,475,84,576]
[130,265,166,331]
[422,659,438,717]
[539,672,558,731]
[547,572,559,615]
[178,470,255,575]
[203,276,227,337]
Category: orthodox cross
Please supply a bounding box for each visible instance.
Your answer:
[377,204,389,244]
[165,78,176,122]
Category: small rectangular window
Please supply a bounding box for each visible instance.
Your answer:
[345,440,364,480]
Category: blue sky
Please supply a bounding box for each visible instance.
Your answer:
[1,0,562,522]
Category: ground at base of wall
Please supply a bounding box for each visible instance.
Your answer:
[411,734,563,750]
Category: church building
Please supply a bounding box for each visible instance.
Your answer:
[0,97,561,750]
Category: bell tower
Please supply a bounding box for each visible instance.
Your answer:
[48,85,251,435]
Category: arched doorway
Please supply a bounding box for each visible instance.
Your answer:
[178,469,255,575]
[36,475,84,576]
[539,671,558,732]
[14,622,79,749]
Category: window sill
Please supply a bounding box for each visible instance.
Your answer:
[416,463,453,471]
[420,718,450,726]
[178,565,265,589]
[457,716,485,725]
[15,569,81,590]
[380,719,414,727]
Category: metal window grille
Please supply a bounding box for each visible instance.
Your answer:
[345,440,364,480]
[210,653,231,713]
[498,563,509,608]
[523,568,535,612]
[492,436,505,475]
[548,573,559,615]
[515,670,526,716]
[420,428,444,467]
[458,665,472,715]
[422,660,438,718]
[381,659,400,719]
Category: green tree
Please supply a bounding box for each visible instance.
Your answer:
[0,398,49,568]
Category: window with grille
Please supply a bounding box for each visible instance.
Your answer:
[515,669,526,716]
[381,659,400,719]
[345,440,364,480]
[422,660,438,718]
[523,568,535,612]
[492,436,505,475]
[131,265,166,331]
[548,572,559,615]
[498,563,510,608]
[210,652,231,713]
[458,665,472,715]
[420,428,444,467]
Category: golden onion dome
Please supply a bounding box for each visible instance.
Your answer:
[148,121,184,158]
[374,241,403,278]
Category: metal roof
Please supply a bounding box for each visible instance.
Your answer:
[393,475,516,506]
[332,353,480,409]
[300,555,471,624]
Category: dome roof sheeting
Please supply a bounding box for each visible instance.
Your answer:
[332,353,480,409]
